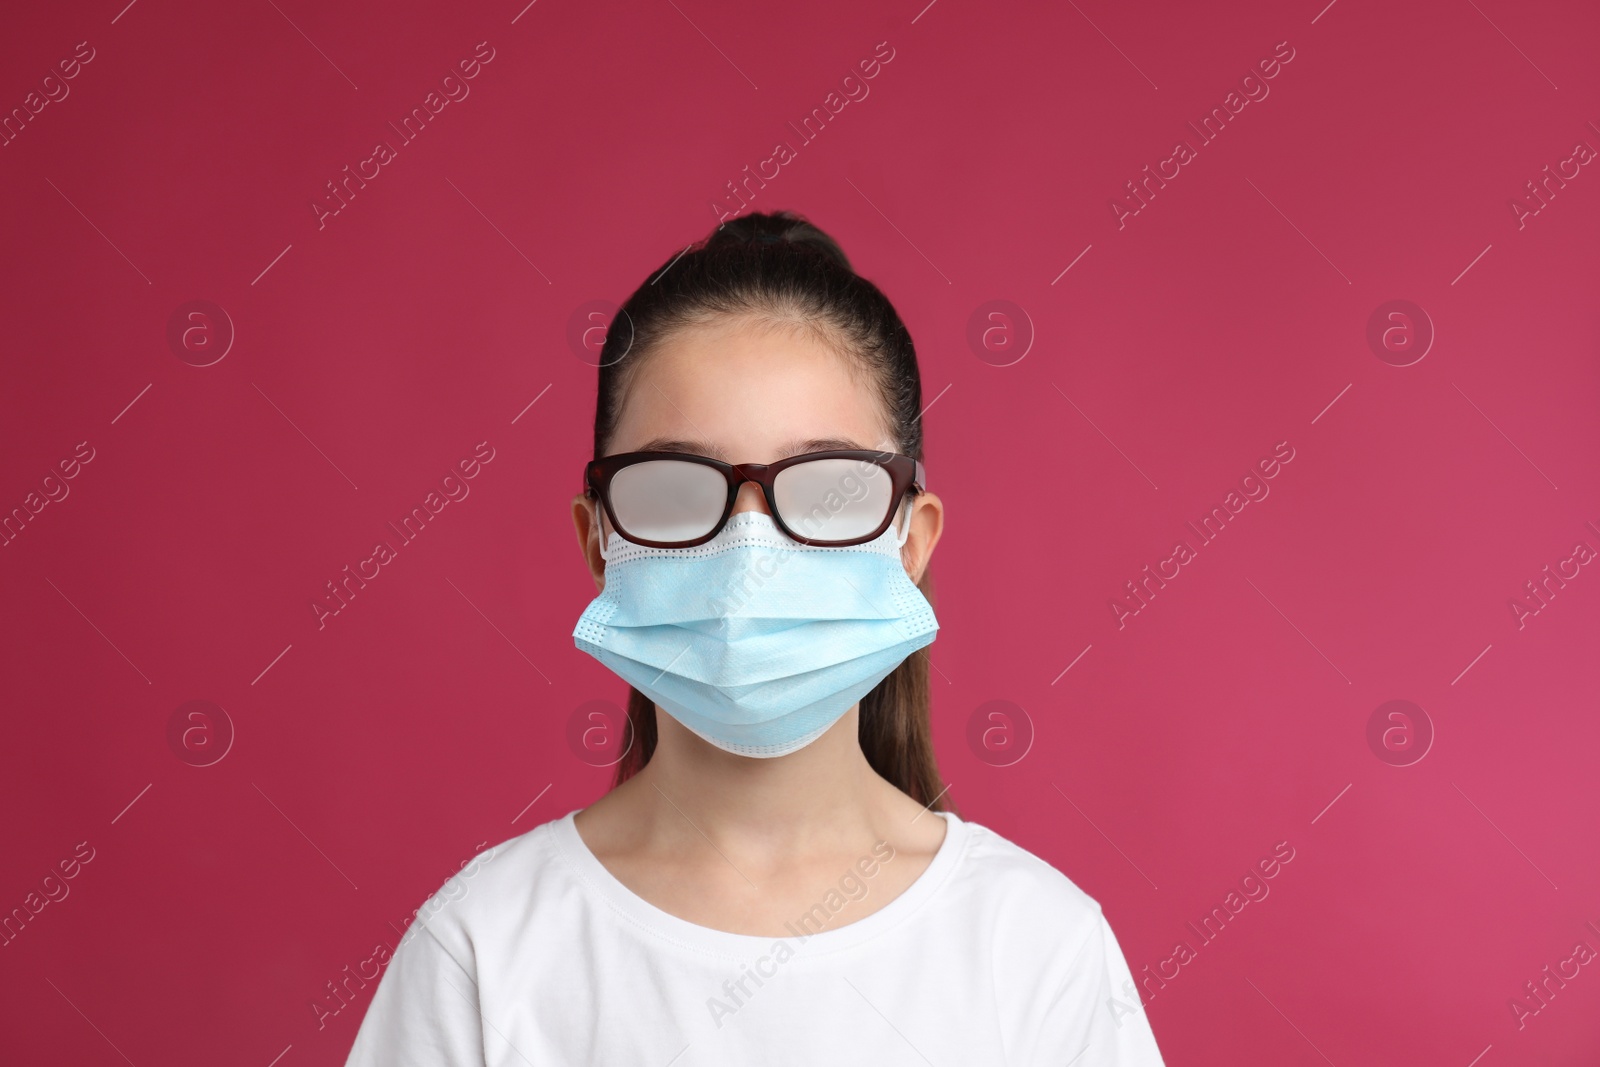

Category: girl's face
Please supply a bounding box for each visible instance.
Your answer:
[571,315,944,590]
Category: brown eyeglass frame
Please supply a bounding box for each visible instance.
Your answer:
[584,449,927,548]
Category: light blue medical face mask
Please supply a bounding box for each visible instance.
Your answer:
[572,506,938,758]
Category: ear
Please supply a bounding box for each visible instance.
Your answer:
[898,490,943,585]
[570,493,608,592]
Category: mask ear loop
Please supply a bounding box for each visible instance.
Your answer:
[876,440,916,549]
[594,500,612,562]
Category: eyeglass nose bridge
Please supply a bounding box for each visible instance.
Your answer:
[725,462,780,515]
[727,460,776,484]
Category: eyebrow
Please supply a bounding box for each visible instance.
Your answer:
[631,437,870,461]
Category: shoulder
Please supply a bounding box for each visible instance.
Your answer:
[344,824,579,1065]
[392,812,581,968]
[943,818,1168,1064]
[945,815,1108,959]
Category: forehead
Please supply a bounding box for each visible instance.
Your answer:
[608,316,892,460]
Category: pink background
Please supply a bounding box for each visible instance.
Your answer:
[3,0,1598,1063]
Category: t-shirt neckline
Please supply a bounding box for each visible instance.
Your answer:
[549,806,969,959]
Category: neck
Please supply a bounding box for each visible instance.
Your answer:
[629,705,882,855]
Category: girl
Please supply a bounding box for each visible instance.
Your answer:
[344,210,1166,1065]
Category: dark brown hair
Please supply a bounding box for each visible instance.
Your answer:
[591,209,949,811]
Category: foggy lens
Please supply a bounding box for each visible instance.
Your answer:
[610,460,726,542]
[774,458,893,541]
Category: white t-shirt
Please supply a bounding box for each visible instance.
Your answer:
[344,809,1167,1066]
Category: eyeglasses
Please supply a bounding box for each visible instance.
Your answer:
[584,449,926,548]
